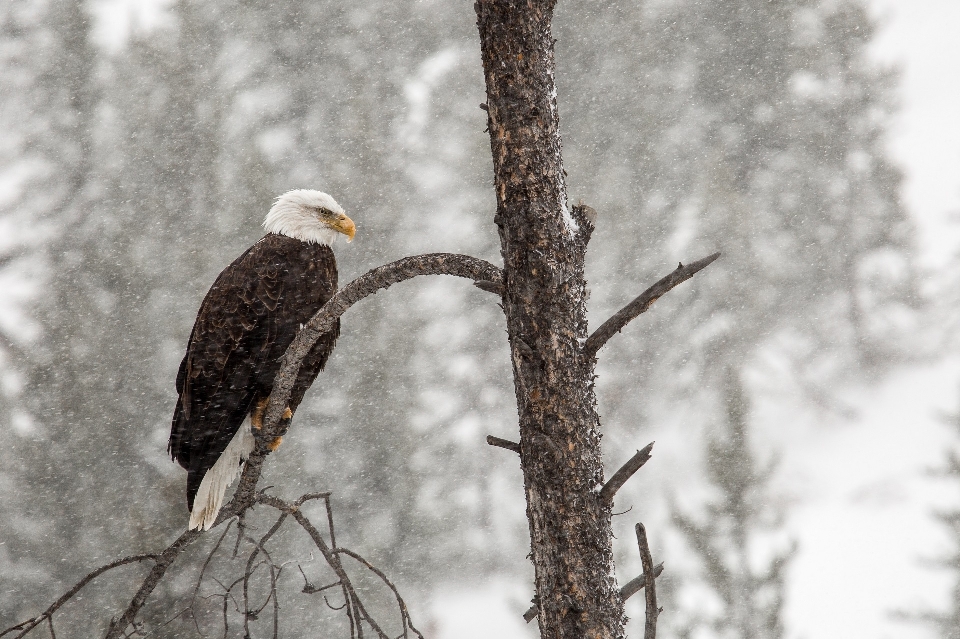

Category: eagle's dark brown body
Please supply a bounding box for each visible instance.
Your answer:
[168,233,339,510]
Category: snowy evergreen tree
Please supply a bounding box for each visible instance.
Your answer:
[672,372,795,638]
[0,0,111,624]
[928,390,960,638]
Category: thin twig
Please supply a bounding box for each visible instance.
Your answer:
[232,511,246,558]
[598,442,654,504]
[324,494,338,549]
[194,522,234,603]
[243,514,287,637]
[486,435,521,454]
[271,564,280,639]
[635,523,659,639]
[256,494,390,639]
[299,565,341,595]
[583,252,721,358]
[336,548,426,639]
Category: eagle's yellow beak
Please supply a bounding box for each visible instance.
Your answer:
[332,214,356,243]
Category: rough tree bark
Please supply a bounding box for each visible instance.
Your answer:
[476,2,623,637]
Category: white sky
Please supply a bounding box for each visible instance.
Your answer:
[869,0,960,269]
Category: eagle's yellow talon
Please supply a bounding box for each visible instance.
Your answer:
[282,407,292,420]
[251,397,269,430]
[268,436,283,451]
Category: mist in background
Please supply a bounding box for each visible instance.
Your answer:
[0,1,957,637]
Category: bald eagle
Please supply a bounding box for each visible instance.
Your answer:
[168,190,355,530]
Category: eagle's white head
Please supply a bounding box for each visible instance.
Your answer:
[263,189,356,245]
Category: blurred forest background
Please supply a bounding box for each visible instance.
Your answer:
[0,0,957,637]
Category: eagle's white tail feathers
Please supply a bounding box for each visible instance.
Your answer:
[189,419,256,531]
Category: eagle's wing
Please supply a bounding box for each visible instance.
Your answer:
[168,239,286,508]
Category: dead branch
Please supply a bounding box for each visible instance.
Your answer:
[1,554,158,639]
[102,455,270,639]
[522,561,665,623]
[598,442,654,504]
[583,252,721,358]
[473,280,504,295]
[635,523,659,639]
[104,531,203,639]
[257,493,416,639]
[335,548,425,639]
[486,435,521,454]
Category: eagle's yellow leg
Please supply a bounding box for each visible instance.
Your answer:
[251,398,269,430]
[253,401,291,451]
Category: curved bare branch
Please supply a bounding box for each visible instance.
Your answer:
[259,252,502,444]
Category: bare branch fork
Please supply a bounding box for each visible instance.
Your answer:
[583,252,721,358]
[257,494,426,639]
[521,561,665,624]
[93,491,424,639]
[3,253,499,639]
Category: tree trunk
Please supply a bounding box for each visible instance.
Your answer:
[475,2,624,637]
